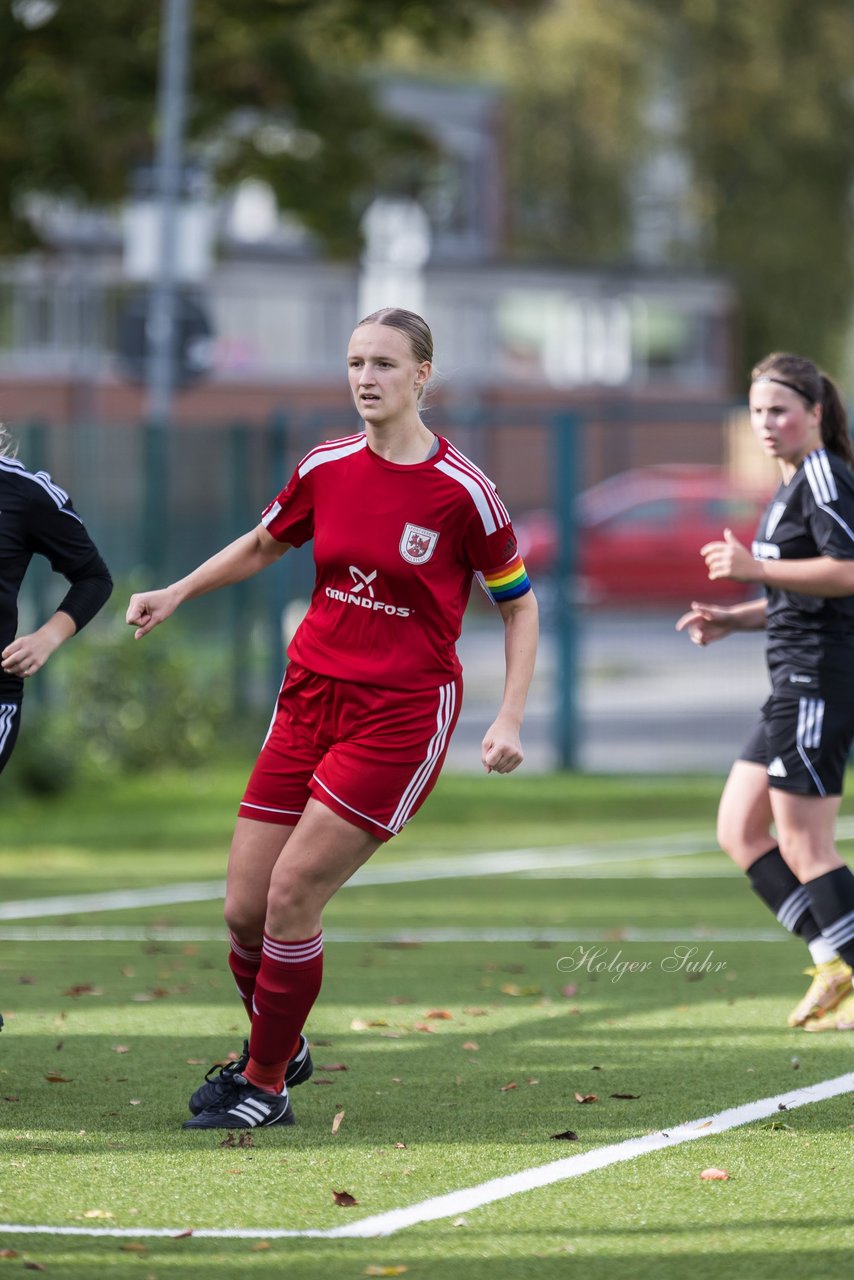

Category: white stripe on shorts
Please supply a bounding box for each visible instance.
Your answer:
[796,696,826,796]
[388,680,457,833]
[0,703,19,754]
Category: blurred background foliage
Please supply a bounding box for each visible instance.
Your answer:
[3,0,853,369]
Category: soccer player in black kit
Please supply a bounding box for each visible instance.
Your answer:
[678,352,854,1032]
[0,427,112,773]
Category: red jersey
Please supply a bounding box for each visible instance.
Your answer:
[261,433,531,691]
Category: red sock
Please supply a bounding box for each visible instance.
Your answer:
[227,932,262,1021]
[245,931,323,1093]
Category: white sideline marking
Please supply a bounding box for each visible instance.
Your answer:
[0,924,786,944]
[0,834,724,923]
[0,1073,850,1240]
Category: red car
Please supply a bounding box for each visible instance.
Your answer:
[515,465,769,606]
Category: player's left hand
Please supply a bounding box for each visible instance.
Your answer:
[699,528,760,582]
[481,716,524,774]
[1,625,63,678]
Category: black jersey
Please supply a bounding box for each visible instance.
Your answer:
[751,447,854,692]
[0,456,113,699]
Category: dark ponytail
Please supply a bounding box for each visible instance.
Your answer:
[751,352,854,468]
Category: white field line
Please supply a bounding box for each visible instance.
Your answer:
[0,1072,850,1241]
[0,834,725,923]
[0,924,786,943]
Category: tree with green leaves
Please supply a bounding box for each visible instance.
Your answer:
[0,0,540,255]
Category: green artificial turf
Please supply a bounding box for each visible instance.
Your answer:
[1,769,853,1279]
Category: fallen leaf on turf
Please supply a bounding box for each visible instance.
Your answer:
[83,1209,114,1219]
[128,1099,142,1106]
[424,1010,453,1020]
[44,1073,72,1083]
[173,1228,194,1238]
[500,983,522,996]
[112,1045,130,1054]
[575,1093,598,1104]
[54,1040,63,1051]
[0,1248,18,1258]
[364,1267,408,1276]
[332,1109,345,1135]
[219,1133,236,1147]
[561,984,578,998]
[2,1096,20,1102]
[462,1006,488,1016]
[394,1142,406,1149]
[550,1130,579,1141]
[251,1242,271,1251]
[332,1189,359,1207]
[186,1059,205,1066]
[318,1063,348,1072]
[699,1168,729,1180]
[462,1042,480,1051]
[610,1093,640,1100]
[63,984,102,997]
[313,1079,334,1085]
[413,1023,436,1033]
[452,1217,467,1227]
[526,1078,540,1086]
[119,1243,147,1253]
[694,1120,712,1130]
[23,1263,46,1272]
[238,1132,254,1148]
[500,1081,518,1092]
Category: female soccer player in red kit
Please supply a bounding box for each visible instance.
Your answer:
[126,308,538,1129]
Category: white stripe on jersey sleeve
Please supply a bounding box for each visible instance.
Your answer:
[0,457,81,521]
[261,500,282,528]
[804,450,835,504]
[804,450,854,543]
[435,459,499,534]
[298,434,367,478]
[444,443,510,526]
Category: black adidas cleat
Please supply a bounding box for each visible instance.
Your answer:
[188,1034,313,1115]
[183,1074,295,1129]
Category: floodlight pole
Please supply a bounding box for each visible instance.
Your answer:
[146,0,192,428]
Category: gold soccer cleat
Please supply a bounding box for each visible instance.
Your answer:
[802,991,854,1033]
[787,958,853,1028]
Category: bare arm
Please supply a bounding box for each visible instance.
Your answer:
[676,596,767,646]
[126,524,289,639]
[481,589,539,774]
[701,528,854,597]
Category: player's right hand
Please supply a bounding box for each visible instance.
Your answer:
[675,601,734,647]
[126,587,179,639]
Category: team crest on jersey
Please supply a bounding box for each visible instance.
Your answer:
[400,522,439,565]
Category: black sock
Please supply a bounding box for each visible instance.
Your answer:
[746,846,821,942]
[805,867,854,967]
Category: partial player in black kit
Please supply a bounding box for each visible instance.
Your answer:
[0,427,113,774]
[677,352,854,1031]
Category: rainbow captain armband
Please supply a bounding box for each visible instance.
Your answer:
[479,554,532,604]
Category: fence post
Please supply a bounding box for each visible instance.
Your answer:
[141,419,169,577]
[228,423,251,715]
[553,412,580,770]
[265,409,289,699]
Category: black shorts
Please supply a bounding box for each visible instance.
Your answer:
[739,691,854,798]
[0,701,21,774]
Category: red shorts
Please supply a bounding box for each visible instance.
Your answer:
[239,662,463,841]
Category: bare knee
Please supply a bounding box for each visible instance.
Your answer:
[223,893,266,946]
[716,811,773,869]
